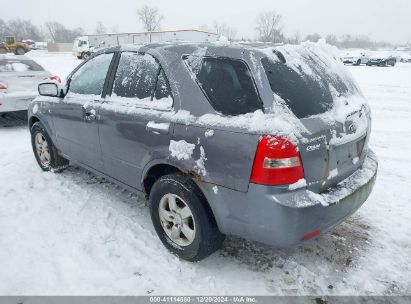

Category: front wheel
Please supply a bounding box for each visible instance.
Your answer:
[15,47,26,55]
[149,173,224,261]
[81,52,90,60]
[30,121,69,172]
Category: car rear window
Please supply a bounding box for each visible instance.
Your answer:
[184,56,262,116]
[0,59,44,72]
[261,55,361,119]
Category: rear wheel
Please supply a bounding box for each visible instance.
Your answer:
[149,173,224,261]
[30,121,69,172]
[0,47,7,54]
[15,47,26,55]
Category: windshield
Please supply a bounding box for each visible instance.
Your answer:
[261,47,362,119]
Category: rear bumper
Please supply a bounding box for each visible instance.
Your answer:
[0,93,36,113]
[198,149,378,246]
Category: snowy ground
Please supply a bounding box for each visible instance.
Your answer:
[0,51,410,295]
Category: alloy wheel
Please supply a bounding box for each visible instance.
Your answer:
[35,133,50,167]
[158,193,196,246]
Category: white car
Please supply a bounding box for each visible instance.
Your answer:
[341,50,370,65]
[395,52,411,63]
[0,55,58,113]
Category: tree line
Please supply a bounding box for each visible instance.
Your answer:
[0,8,399,49]
[136,6,397,49]
[0,18,84,43]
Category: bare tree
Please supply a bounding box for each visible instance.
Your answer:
[45,21,83,43]
[110,25,120,33]
[304,33,321,42]
[2,19,43,41]
[213,22,237,40]
[0,19,7,37]
[94,21,107,35]
[255,11,284,43]
[137,5,164,32]
[325,34,338,46]
[287,31,301,44]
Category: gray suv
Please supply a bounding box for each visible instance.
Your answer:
[28,43,378,261]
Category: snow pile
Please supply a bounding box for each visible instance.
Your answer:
[107,94,173,110]
[288,178,307,190]
[212,186,218,194]
[197,110,308,142]
[204,129,214,138]
[194,146,207,176]
[169,140,195,160]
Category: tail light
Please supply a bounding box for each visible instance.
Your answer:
[44,75,61,83]
[250,135,304,185]
[0,82,7,93]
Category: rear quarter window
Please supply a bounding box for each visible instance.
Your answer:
[184,56,262,116]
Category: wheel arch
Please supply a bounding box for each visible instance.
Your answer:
[142,162,182,197]
[28,115,41,129]
[141,161,224,233]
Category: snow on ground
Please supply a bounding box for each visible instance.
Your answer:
[0,51,410,295]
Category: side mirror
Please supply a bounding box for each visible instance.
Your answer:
[38,82,60,97]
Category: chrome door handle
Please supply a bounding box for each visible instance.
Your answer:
[146,121,170,135]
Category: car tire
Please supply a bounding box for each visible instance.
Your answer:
[81,52,90,60]
[30,121,69,172]
[149,173,225,261]
[0,47,7,54]
[355,59,361,66]
[77,56,82,60]
[15,47,26,55]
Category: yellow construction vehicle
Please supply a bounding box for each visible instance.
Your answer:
[0,36,30,55]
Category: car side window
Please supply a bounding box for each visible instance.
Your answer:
[113,52,159,99]
[154,69,173,102]
[69,53,113,96]
[110,52,173,109]
[184,56,262,116]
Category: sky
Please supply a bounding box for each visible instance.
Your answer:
[2,0,411,44]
